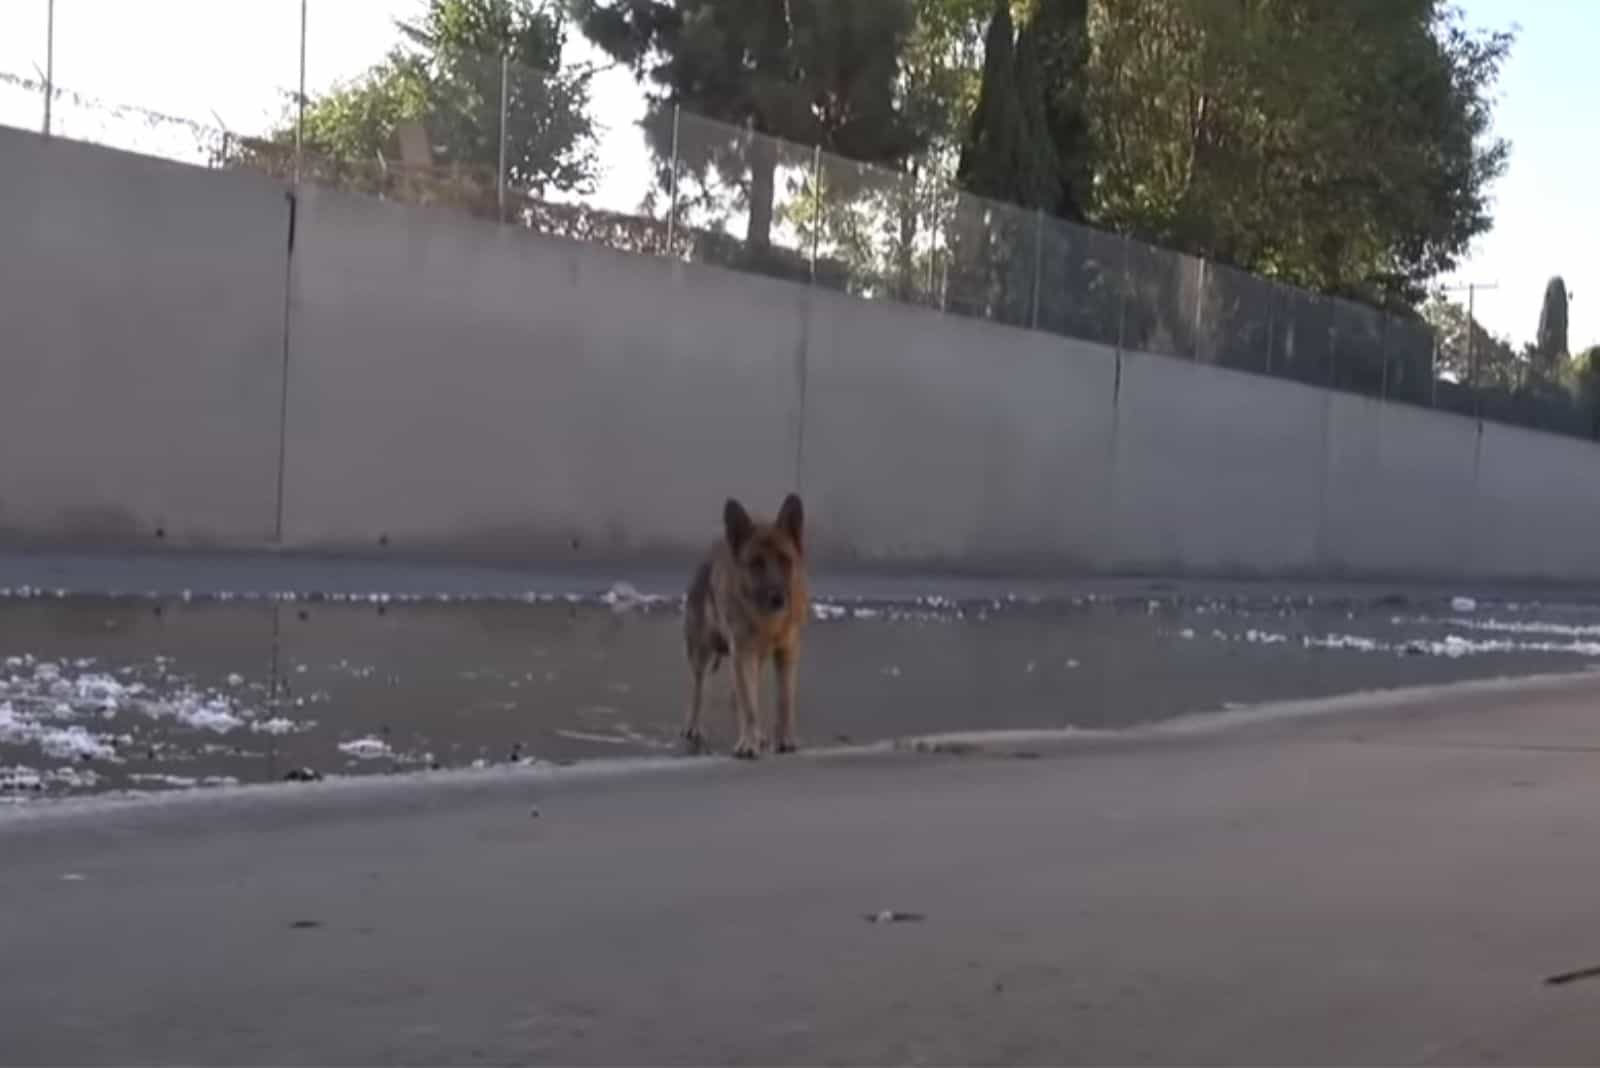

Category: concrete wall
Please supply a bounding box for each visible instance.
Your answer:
[798,294,1116,569]
[0,127,290,547]
[1473,422,1600,580]
[9,126,1600,580]
[1108,352,1327,575]
[281,186,805,559]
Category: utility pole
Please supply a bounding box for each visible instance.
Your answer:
[1439,281,1499,395]
[295,0,307,183]
[42,0,54,136]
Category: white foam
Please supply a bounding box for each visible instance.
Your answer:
[0,702,120,761]
[129,773,198,788]
[46,766,103,790]
[0,765,42,792]
[337,736,393,760]
[37,725,118,761]
[600,581,663,612]
[249,717,304,736]
[1404,616,1600,640]
[1304,634,1385,653]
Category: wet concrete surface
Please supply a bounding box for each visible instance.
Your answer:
[11,674,1600,1065]
[6,562,1600,801]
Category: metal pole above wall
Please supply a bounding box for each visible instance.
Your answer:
[809,143,822,283]
[665,104,681,256]
[42,0,54,137]
[497,51,509,223]
[294,0,307,184]
[1116,233,1131,356]
[1440,279,1499,415]
[1030,208,1044,330]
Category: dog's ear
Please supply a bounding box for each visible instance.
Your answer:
[724,498,755,553]
[776,493,804,552]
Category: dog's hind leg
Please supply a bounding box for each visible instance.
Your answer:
[682,646,711,754]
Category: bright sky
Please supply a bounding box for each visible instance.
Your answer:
[0,0,1588,351]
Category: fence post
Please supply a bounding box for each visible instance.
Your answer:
[1192,257,1207,360]
[1430,331,1439,408]
[42,0,53,136]
[294,0,307,184]
[1116,233,1131,355]
[1379,315,1390,400]
[1327,316,1337,387]
[496,51,509,223]
[809,143,822,283]
[1030,208,1044,329]
[665,104,681,256]
[1265,285,1276,375]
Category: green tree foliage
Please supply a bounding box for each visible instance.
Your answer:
[253,0,595,200]
[573,0,927,251]
[1536,276,1571,368]
[952,0,1090,214]
[1015,0,1092,220]
[1423,295,1521,389]
[1084,0,1510,307]
[959,2,1051,207]
[900,0,991,151]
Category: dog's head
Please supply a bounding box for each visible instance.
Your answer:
[723,494,804,617]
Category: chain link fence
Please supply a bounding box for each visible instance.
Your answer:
[5,26,1594,443]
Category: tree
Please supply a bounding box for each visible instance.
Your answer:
[1018,0,1092,221]
[1084,0,1511,308]
[572,0,927,251]
[956,0,1089,212]
[957,4,1026,204]
[248,0,596,203]
[1536,276,1570,369]
[1423,295,1521,389]
[767,0,989,301]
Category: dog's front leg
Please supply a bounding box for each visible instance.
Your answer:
[731,648,763,760]
[773,644,800,754]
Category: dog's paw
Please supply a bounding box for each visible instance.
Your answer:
[680,728,709,755]
[774,737,800,755]
[732,737,763,760]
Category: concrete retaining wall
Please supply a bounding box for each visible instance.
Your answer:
[0,127,289,547]
[6,126,1600,581]
[281,186,805,560]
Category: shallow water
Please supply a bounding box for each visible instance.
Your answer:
[2,587,1597,800]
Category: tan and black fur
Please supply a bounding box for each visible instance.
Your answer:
[683,494,808,759]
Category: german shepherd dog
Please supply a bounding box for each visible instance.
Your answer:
[683,494,808,759]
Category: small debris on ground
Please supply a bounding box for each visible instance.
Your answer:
[289,920,323,930]
[1546,964,1600,987]
[1451,596,1478,613]
[283,767,323,783]
[864,910,926,924]
[906,740,981,756]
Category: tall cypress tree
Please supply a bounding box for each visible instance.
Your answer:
[956,0,1088,216]
[1026,0,1091,221]
[1536,275,1570,368]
